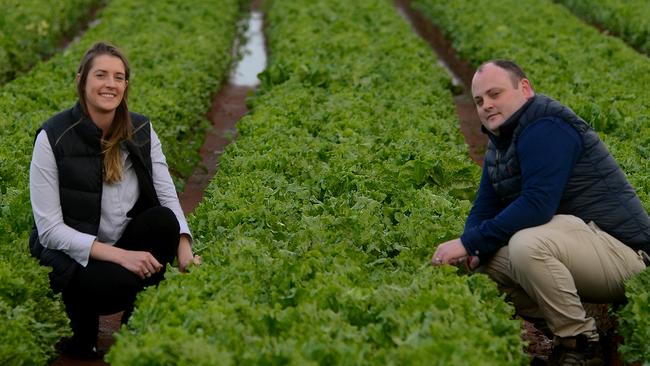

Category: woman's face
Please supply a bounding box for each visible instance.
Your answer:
[83,54,127,118]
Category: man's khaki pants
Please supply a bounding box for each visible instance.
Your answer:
[478,215,646,340]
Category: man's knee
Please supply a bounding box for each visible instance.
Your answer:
[508,228,548,270]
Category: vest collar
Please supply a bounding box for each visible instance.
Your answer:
[72,101,103,147]
[483,96,536,149]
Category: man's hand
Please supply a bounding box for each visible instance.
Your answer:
[177,234,201,273]
[431,238,469,266]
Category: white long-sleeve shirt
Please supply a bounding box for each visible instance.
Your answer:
[30,125,191,267]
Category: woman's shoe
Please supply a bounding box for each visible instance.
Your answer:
[60,338,102,360]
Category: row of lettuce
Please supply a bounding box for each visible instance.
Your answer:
[414,0,650,363]
[0,0,107,85]
[106,0,529,365]
[0,0,243,364]
[556,0,650,56]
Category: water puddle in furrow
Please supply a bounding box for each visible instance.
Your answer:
[393,0,487,166]
[179,6,267,214]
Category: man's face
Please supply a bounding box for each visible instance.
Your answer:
[471,63,533,133]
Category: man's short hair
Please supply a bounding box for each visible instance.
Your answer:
[476,60,528,88]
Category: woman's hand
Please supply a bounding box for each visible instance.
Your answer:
[90,241,162,279]
[120,251,163,279]
[177,234,201,273]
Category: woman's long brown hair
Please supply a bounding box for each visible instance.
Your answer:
[76,42,132,184]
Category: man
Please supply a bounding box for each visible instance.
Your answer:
[431,60,649,364]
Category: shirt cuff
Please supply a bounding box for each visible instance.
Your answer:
[66,232,96,267]
[460,228,483,257]
[176,216,191,236]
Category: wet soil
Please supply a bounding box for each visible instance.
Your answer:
[178,84,250,214]
[453,94,486,166]
[180,0,263,214]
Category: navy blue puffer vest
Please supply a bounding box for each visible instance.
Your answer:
[484,94,650,253]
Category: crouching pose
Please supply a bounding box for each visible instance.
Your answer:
[431,60,648,365]
[29,42,201,358]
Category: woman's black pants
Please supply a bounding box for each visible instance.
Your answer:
[62,206,179,350]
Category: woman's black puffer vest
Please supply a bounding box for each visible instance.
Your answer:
[29,102,159,292]
[484,94,650,254]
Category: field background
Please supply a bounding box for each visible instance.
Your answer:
[1,0,648,365]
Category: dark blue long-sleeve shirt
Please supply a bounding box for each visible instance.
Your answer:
[460,117,583,261]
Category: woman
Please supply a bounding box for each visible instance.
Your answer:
[29,42,200,358]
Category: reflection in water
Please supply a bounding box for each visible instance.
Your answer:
[230,12,267,86]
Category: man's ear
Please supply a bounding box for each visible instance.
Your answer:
[520,78,534,98]
[76,73,80,85]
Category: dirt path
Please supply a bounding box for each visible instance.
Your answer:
[180,0,264,214]
[178,84,251,214]
[453,94,486,166]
